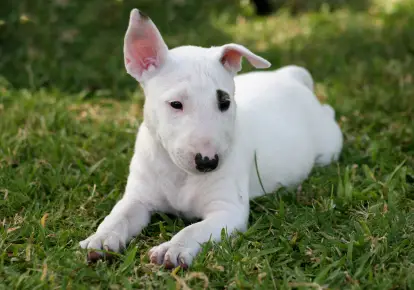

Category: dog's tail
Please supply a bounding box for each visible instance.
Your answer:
[278,65,314,92]
[278,65,336,118]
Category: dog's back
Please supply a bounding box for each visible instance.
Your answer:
[233,65,343,197]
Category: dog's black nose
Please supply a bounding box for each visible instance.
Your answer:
[195,153,219,172]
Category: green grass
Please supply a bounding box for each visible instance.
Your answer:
[1,0,414,289]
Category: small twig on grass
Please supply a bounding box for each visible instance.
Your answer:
[40,213,49,228]
[254,151,267,195]
[40,262,48,281]
[171,266,209,290]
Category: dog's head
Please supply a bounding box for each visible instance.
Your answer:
[124,9,270,174]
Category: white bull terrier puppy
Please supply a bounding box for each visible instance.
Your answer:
[80,9,343,268]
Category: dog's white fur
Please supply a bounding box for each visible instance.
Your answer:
[80,9,343,268]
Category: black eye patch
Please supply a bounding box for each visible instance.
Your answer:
[217,89,231,112]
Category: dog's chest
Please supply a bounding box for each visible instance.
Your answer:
[162,176,207,219]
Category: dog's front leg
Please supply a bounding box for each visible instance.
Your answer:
[79,174,152,261]
[149,202,248,269]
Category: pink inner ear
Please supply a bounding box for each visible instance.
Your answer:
[124,11,168,80]
[126,29,161,74]
[220,49,242,71]
[219,44,271,73]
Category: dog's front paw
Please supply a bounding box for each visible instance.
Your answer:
[148,241,196,269]
[79,231,126,263]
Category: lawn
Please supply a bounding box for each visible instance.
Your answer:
[1,0,414,289]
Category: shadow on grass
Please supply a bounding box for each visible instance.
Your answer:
[1,0,413,172]
[0,0,406,99]
[0,0,241,97]
[269,0,372,15]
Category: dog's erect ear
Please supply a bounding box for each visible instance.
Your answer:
[218,44,271,74]
[124,9,168,82]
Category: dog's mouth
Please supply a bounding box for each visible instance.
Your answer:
[197,167,215,173]
[183,164,218,175]
[175,161,219,175]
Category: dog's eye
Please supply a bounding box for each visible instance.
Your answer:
[170,101,183,110]
[217,89,231,112]
[218,99,231,112]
